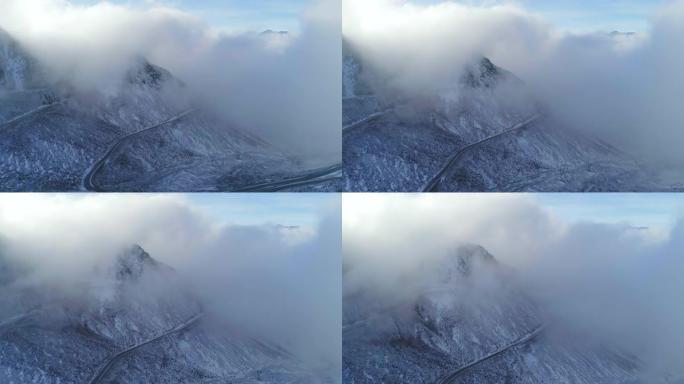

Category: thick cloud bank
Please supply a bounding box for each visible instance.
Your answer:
[343,0,684,162]
[343,194,684,377]
[0,0,340,161]
[0,194,341,371]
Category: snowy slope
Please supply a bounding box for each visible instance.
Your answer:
[343,245,664,383]
[89,110,296,192]
[343,107,466,191]
[441,117,662,192]
[0,105,124,191]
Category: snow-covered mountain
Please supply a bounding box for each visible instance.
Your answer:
[342,40,669,192]
[343,245,667,383]
[0,245,334,384]
[0,28,339,192]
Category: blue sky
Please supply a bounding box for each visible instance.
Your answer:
[414,0,669,32]
[69,0,668,32]
[70,0,312,32]
[185,193,338,228]
[183,193,684,234]
[537,194,684,231]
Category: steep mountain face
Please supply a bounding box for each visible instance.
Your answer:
[342,41,659,192]
[343,245,658,383]
[0,245,332,384]
[0,28,335,192]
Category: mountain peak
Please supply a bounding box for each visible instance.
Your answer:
[460,56,511,89]
[457,244,497,263]
[125,58,179,89]
[112,245,160,282]
[440,244,498,282]
[479,57,497,73]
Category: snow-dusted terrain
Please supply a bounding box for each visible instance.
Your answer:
[343,245,670,383]
[0,245,335,383]
[0,28,340,192]
[342,41,676,192]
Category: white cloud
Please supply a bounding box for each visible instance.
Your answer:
[343,0,552,92]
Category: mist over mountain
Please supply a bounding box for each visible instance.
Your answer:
[0,0,341,192]
[0,194,341,383]
[343,194,684,382]
[342,0,684,192]
[344,245,653,383]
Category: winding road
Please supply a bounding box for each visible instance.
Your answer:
[0,102,60,129]
[422,114,541,192]
[81,109,196,191]
[343,108,393,133]
[434,324,546,384]
[88,313,203,384]
[0,308,40,333]
[234,163,342,192]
